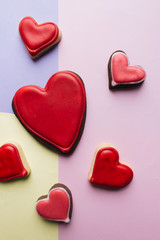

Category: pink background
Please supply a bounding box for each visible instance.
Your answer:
[58,1,160,239]
[0,0,160,239]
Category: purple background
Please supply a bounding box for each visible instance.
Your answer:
[0,0,58,113]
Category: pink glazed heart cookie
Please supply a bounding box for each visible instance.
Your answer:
[108,50,146,89]
[12,71,86,153]
[88,144,133,189]
[36,183,73,223]
[19,16,61,59]
[0,143,31,181]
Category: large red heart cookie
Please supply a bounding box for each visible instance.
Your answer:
[12,71,86,153]
[19,16,61,58]
[88,144,133,188]
[108,50,146,89]
[36,183,73,223]
[0,143,30,181]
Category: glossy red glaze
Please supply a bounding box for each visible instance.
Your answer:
[0,143,28,181]
[90,146,133,188]
[19,16,59,57]
[36,188,70,222]
[111,51,146,85]
[13,71,86,153]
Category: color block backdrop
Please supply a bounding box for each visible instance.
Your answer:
[0,1,59,239]
[1,0,160,239]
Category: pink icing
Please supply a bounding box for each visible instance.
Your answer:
[111,52,146,85]
[36,187,71,223]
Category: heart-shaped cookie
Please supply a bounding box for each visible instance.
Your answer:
[36,183,72,223]
[88,144,133,188]
[108,50,146,89]
[12,71,86,153]
[19,16,61,58]
[0,143,30,181]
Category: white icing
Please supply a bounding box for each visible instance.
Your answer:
[111,78,145,87]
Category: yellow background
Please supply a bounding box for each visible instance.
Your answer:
[0,113,58,240]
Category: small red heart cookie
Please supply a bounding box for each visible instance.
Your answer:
[108,50,146,89]
[88,144,133,188]
[12,71,86,153]
[0,143,30,181]
[36,183,73,223]
[19,16,61,58]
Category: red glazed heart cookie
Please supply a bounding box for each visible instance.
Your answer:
[36,183,73,223]
[19,16,61,58]
[0,143,30,181]
[88,144,133,188]
[108,50,146,89]
[12,71,86,153]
